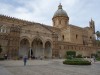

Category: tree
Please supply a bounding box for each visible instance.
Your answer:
[96,31,100,40]
[95,31,100,46]
[0,45,2,54]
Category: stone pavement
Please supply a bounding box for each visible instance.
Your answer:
[0,59,100,75]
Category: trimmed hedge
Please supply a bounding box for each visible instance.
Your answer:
[66,51,76,59]
[0,57,5,60]
[0,45,2,54]
[96,58,100,61]
[76,54,82,58]
[66,51,76,58]
[63,58,91,65]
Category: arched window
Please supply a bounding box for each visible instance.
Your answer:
[62,35,64,40]
[76,34,78,39]
[90,36,92,39]
[0,28,1,32]
[59,20,61,24]
[0,28,6,33]
[0,28,2,32]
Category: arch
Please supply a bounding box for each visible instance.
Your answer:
[19,38,30,58]
[20,36,31,43]
[32,36,44,45]
[0,27,6,33]
[62,35,64,40]
[44,39,53,48]
[44,41,52,58]
[31,37,43,59]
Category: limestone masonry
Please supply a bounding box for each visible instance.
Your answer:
[0,4,99,59]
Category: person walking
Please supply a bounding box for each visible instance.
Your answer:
[93,56,96,62]
[23,55,27,66]
[4,54,8,60]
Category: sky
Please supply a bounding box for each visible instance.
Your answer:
[0,0,100,31]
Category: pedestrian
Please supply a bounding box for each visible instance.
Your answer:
[93,56,96,62]
[4,54,8,60]
[23,55,27,66]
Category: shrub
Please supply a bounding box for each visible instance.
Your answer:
[12,56,20,60]
[66,51,76,58]
[91,53,97,58]
[96,51,100,57]
[63,58,91,65]
[0,57,5,60]
[0,45,2,54]
[76,54,82,58]
[96,57,100,61]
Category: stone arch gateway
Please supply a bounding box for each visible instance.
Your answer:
[19,38,30,57]
[44,41,52,58]
[31,38,43,58]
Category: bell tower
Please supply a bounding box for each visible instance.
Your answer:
[52,3,69,28]
[89,18,95,33]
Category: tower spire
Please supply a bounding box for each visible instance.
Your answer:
[91,18,93,22]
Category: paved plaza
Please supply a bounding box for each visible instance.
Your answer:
[0,59,100,75]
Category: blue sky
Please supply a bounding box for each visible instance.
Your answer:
[0,0,100,31]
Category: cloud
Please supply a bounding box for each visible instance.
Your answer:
[0,0,99,31]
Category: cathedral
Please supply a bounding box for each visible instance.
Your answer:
[0,4,99,59]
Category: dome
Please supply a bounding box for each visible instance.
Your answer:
[53,3,68,18]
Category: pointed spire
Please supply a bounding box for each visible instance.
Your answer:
[91,18,93,22]
[58,3,62,9]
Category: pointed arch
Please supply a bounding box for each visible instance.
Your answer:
[31,36,44,58]
[44,40,52,58]
[19,38,30,58]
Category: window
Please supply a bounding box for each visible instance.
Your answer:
[59,20,61,24]
[76,34,78,39]
[90,36,92,39]
[0,27,6,33]
[62,35,64,40]
[0,28,2,32]
[2,29,4,32]
[83,40,85,45]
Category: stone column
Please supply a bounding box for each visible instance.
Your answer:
[29,47,32,58]
[29,41,32,59]
[43,44,45,59]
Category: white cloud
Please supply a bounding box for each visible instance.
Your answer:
[0,0,99,31]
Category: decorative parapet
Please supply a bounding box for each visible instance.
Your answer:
[0,14,53,32]
[0,14,36,26]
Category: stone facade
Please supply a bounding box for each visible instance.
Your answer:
[0,4,100,59]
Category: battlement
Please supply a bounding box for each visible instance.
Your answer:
[0,14,41,26]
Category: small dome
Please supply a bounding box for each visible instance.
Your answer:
[53,3,68,18]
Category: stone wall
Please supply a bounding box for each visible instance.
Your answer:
[57,41,98,58]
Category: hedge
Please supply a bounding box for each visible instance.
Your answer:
[0,57,5,60]
[63,58,91,65]
[96,58,100,61]
[66,51,76,58]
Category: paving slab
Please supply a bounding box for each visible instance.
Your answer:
[0,59,100,75]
